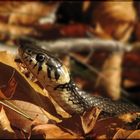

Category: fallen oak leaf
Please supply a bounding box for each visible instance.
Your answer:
[91,117,126,139]
[0,100,33,121]
[31,123,79,139]
[127,130,140,139]
[0,70,17,99]
[57,114,84,136]
[119,113,139,123]
[113,129,134,139]
[113,129,140,139]
[0,106,17,139]
[55,107,101,137]
[9,2,58,25]
[81,107,101,134]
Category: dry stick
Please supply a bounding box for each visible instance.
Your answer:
[0,100,33,121]
[0,33,140,59]
[40,38,133,53]
[0,29,134,54]
[1,37,140,55]
[0,30,140,55]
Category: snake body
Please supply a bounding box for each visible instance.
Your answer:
[17,38,140,115]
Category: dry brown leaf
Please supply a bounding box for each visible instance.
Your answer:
[0,22,37,41]
[113,129,140,139]
[58,115,84,136]
[0,1,60,41]
[9,2,58,25]
[127,130,140,139]
[81,107,101,134]
[91,1,136,41]
[113,129,134,139]
[91,117,126,139]
[54,108,101,137]
[0,51,17,68]
[0,70,17,99]
[31,123,79,139]
[91,114,140,139]
[0,107,16,139]
[0,1,57,25]
[119,113,139,123]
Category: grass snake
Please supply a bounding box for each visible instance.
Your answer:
[16,37,140,116]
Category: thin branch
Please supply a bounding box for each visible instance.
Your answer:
[0,36,140,55]
[0,100,34,121]
[35,38,135,53]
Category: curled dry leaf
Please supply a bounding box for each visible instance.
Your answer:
[90,114,140,139]
[54,107,101,137]
[0,22,37,41]
[113,129,140,139]
[91,117,126,139]
[0,1,57,25]
[119,113,139,123]
[31,123,79,139]
[0,107,16,139]
[91,1,136,41]
[0,1,59,41]
[0,1,23,22]
[81,107,101,134]
[9,2,58,25]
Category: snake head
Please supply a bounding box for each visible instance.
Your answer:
[16,37,70,87]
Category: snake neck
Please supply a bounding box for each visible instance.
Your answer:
[49,79,91,114]
[50,79,140,115]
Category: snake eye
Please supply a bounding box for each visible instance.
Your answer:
[36,53,45,62]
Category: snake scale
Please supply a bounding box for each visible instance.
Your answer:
[17,37,140,116]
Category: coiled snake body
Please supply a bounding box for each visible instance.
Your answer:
[17,38,140,116]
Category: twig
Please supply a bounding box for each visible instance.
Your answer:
[0,35,140,55]
[40,38,133,53]
[0,100,33,121]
